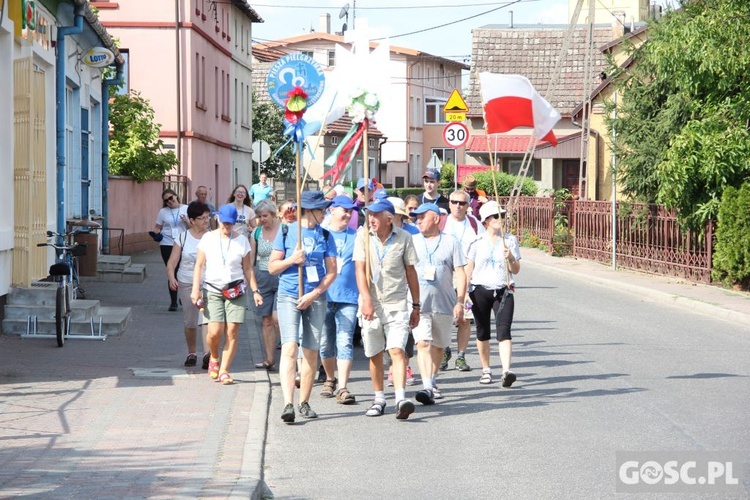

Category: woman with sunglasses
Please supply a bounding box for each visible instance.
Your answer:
[227,184,257,238]
[166,201,212,368]
[465,201,521,388]
[152,189,189,311]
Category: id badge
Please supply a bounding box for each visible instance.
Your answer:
[336,257,344,275]
[305,265,320,283]
[423,264,436,281]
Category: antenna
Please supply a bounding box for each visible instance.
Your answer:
[339,3,349,36]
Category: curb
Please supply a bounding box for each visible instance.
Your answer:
[523,259,750,328]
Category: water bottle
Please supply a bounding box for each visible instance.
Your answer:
[196,298,204,310]
[465,300,472,313]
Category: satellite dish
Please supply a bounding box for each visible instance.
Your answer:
[339,3,350,19]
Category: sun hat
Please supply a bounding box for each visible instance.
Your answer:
[330,195,359,210]
[463,175,478,188]
[409,203,440,218]
[478,200,507,222]
[300,190,332,210]
[422,168,440,181]
[387,197,410,218]
[364,199,395,214]
[218,204,238,224]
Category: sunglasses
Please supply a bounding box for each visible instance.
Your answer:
[487,213,500,220]
[163,195,176,203]
[450,200,468,206]
[194,215,210,221]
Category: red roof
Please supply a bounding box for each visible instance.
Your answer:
[466,134,549,153]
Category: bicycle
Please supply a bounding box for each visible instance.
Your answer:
[37,230,87,347]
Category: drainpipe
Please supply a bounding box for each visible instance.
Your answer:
[101,62,124,251]
[56,6,84,242]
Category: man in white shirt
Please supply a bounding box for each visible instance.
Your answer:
[440,190,484,372]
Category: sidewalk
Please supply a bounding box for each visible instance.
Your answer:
[1,247,747,498]
[0,249,271,499]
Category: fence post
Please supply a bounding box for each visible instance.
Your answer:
[548,196,554,254]
[706,220,713,282]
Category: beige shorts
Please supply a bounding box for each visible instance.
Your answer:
[204,289,246,324]
[411,312,453,349]
[178,282,207,328]
[359,306,410,358]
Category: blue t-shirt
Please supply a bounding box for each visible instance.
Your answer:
[250,183,274,204]
[326,227,358,305]
[274,223,337,297]
[402,222,420,235]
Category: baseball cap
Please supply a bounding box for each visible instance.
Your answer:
[330,195,358,210]
[422,168,440,181]
[478,200,507,222]
[218,204,238,224]
[356,178,374,191]
[409,203,440,218]
[364,199,395,214]
[373,188,388,200]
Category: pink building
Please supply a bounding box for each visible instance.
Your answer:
[93,0,262,206]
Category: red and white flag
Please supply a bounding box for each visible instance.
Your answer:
[479,73,561,146]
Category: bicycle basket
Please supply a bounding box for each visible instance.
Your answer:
[71,243,87,257]
[49,262,70,276]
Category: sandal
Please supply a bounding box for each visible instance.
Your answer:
[254,360,275,370]
[336,388,356,405]
[208,358,220,380]
[365,400,386,417]
[219,372,234,385]
[479,371,493,385]
[320,378,337,398]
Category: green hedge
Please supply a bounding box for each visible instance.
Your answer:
[712,181,750,289]
[472,170,537,197]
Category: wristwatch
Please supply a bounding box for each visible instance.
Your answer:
[412,302,421,309]
[253,290,260,294]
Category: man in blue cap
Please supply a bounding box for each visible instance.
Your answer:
[409,203,467,405]
[353,198,421,420]
[420,168,450,212]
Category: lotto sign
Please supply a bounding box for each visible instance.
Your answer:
[266,53,325,109]
[443,122,469,148]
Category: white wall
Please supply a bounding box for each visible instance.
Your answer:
[0,14,14,296]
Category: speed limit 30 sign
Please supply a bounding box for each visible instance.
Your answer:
[443,122,469,148]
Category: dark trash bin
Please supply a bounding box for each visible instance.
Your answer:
[74,232,98,277]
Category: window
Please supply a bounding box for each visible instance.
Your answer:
[431,148,456,165]
[425,98,447,124]
[369,138,375,148]
[225,72,230,118]
[328,50,335,67]
[509,159,541,181]
[234,78,238,123]
[195,53,206,109]
[214,67,219,117]
[330,136,339,146]
[301,50,313,58]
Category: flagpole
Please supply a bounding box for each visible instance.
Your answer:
[296,146,303,299]
[363,121,372,284]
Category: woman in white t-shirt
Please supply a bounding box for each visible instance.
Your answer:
[227,184,256,238]
[191,204,254,385]
[465,201,522,388]
[166,201,211,369]
[152,189,188,311]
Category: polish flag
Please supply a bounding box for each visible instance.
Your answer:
[479,73,561,146]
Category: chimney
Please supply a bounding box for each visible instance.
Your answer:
[320,13,331,34]
[611,10,625,38]
[509,10,514,28]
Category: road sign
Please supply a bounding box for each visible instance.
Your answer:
[443,122,469,148]
[251,140,270,163]
[443,88,469,122]
[266,53,325,109]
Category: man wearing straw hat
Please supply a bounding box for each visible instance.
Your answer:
[354,198,421,420]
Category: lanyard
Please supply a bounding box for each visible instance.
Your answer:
[375,233,394,265]
[422,234,442,264]
[171,208,179,227]
[487,235,504,268]
[452,218,468,244]
[220,233,232,266]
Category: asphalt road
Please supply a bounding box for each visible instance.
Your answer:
[262,263,750,500]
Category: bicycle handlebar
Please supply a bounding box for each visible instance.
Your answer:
[38,241,78,251]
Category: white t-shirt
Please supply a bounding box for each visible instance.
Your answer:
[443,215,484,257]
[466,232,521,290]
[234,205,256,238]
[198,230,251,288]
[174,230,205,284]
[155,205,188,246]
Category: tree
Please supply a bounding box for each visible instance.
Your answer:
[252,92,295,178]
[109,90,178,182]
[607,0,750,231]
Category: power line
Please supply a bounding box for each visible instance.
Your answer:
[250,1,535,9]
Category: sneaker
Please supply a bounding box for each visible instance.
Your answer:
[501,370,517,388]
[432,384,444,400]
[184,354,197,367]
[440,346,452,371]
[281,403,295,423]
[298,401,318,419]
[415,388,435,406]
[202,353,210,370]
[406,366,416,386]
[395,399,415,420]
[455,356,471,372]
[316,365,326,384]
[386,369,394,387]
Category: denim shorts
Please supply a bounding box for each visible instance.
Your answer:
[320,302,358,361]
[277,293,327,350]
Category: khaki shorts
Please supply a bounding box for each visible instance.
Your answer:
[359,306,410,358]
[178,282,207,328]
[411,312,453,349]
[204,289,246,324]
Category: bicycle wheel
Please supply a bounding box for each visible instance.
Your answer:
[55,285,68,347]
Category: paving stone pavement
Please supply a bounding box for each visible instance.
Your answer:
[0,249,271,499]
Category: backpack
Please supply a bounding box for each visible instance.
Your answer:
[467,216,478,234]
[258,224,330,266]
